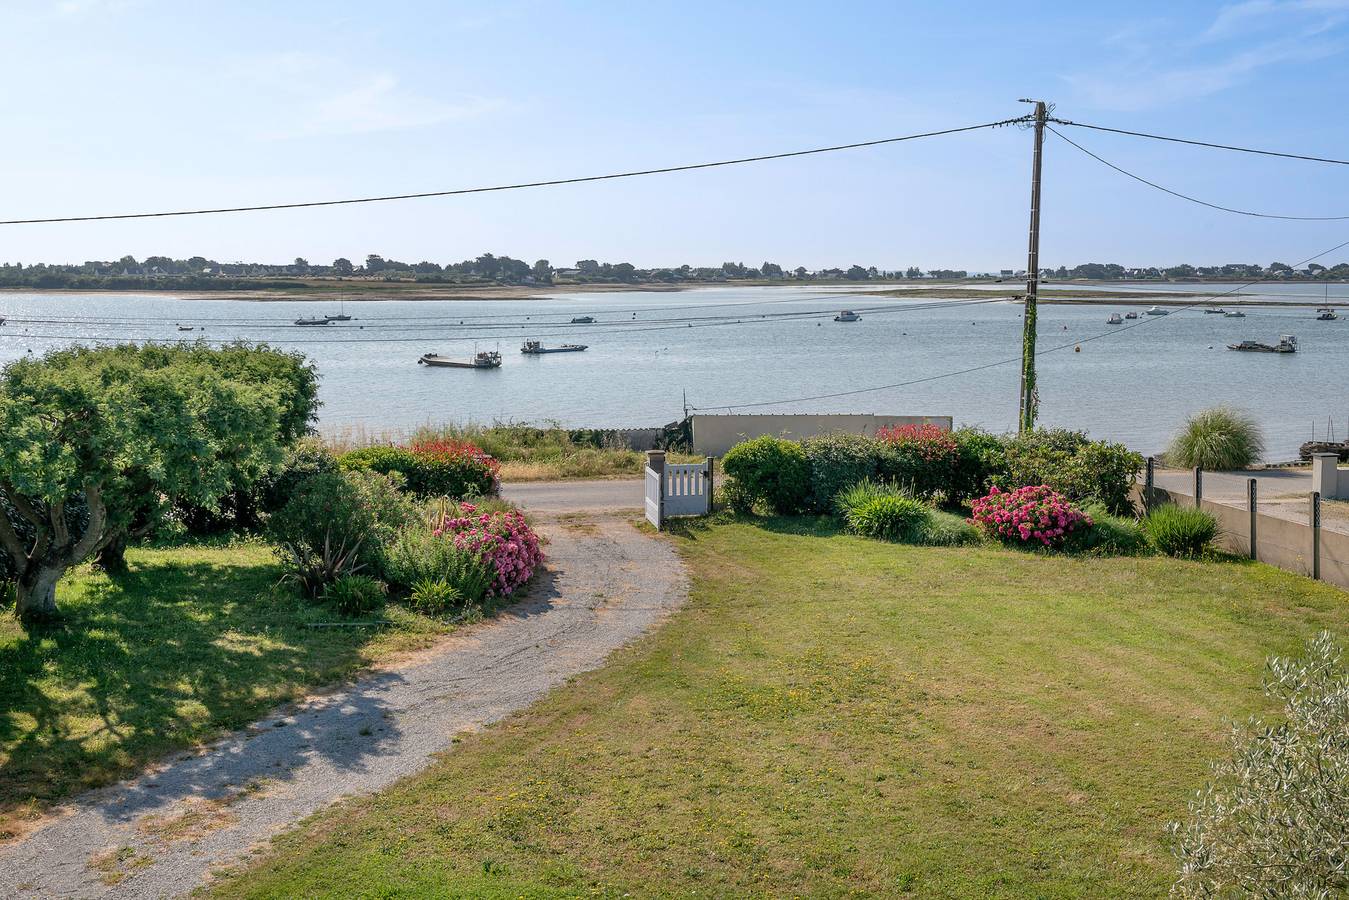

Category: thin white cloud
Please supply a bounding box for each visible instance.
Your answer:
[1062,3,1348,111]
[232,52,502,139]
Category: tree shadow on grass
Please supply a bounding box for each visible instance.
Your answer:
[0,548,405,835]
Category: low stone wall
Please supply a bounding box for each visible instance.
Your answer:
[689,414,952,456]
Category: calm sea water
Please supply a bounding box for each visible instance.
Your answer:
[0,283,1344,461]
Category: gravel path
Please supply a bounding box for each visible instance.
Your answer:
[0,506,684,898]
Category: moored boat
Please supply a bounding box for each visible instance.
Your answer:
[833,310,862,322]
[418,350,503,368]
[294,317,332,326]
[177,325,194,331]
[1316,307,1338,321]
[1107,313,1123,324]
[1224,310,1246,318]
[1228,334,1297,353]
[1203,308,1227,314]
[1124,311,1138,319]
[570,316,596,324]
[521,340,587,354]
[1144,306,1168,316]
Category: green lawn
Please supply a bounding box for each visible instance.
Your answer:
[0,539,451,842]
[207,517,1349,898]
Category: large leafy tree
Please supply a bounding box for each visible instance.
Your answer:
[0,342,317,624]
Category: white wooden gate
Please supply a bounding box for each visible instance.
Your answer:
[645,457,713,529]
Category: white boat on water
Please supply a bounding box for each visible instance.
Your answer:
[1145,306,1169,316]
[1316,307,1339,321]
[834,310,862,322]
[1203,308,1227,314]
[1224,310,1246,318]
[1124,311,1138,319]
[1107,313,1123,324]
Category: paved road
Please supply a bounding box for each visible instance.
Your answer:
[0,500,685,898]
[1152,467,1349,534]
[503,478,643,513]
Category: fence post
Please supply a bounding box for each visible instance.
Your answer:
[1193,466,1203,507]
[647,450,666,528]
[1247,478,1258,561]
[1144,456,1155,512]
[704,456,715,515]
[1311,490,1321,580]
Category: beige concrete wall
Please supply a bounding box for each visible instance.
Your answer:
[690,414,953,457]
[1145,486,1347,590]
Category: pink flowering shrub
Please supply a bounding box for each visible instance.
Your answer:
[432,504,543,596]
[969,484,1091,548]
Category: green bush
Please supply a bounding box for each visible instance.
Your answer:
[383,524,496,604]
[339,442,498,499]
[721,436,811,515]
[1171,631,1349,897]
[802,433,880,513]
[835,480,932,543]
[1165,406,1265,471]
[408,577,462,614]
[1064,503,1149,555]
[1144,504,1219,558]
[323,575,387,617]
[268,469,417,596]
[950,428,1008,504]
[259,437,340,514]
[874,424,960,501]
[995,428,1143,516]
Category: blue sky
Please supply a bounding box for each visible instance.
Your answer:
[3,0,1349,270]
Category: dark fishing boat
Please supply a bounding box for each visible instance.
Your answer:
[521,340,587,354]
[1228,334,1297,353]
[570,315,596,324]
[418,350,503,369]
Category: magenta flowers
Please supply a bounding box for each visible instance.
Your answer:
[432,506,543,596]
[969,484,1091,548]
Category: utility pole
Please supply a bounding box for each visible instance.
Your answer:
[1017,99,1047,432]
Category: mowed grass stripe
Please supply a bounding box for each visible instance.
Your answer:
[194,518,1346,897]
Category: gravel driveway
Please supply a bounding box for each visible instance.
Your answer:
[0,497,684,898]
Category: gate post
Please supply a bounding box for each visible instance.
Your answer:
[1247,478,1258,561]
[1144,456,1155,512]
[704,456,715,515]
[647,450,666,528]
[1311,491,1322,580]
[1193,466,1203,507]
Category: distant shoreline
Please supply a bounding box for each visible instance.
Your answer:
[1,279,1345,308]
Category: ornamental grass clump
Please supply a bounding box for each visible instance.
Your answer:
[835,480,932,543]
[1143,504,1218,558]
[432,504,543,597]
[1165,406,1265,471]
[969,485,1091,549]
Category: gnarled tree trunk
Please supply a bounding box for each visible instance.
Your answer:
[16,566,61,624]
[95,534,128,574]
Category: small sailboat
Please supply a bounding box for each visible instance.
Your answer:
[1106,313,1123,324]
[833,310,862,322]
[1144,306,1169,316]
[325,299,352,321]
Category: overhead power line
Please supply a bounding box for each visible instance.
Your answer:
[1048,126,1349,221]
[0,118,1028,226]
[690,234,1349,412]
[1049,117,1349,167]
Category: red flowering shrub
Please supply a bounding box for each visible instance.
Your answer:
[875,424,960,499]
[969,484,1091,548]
[432,505,542,596]
[409,439,501,497]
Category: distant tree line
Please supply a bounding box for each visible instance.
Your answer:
[1,253,1346,291]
